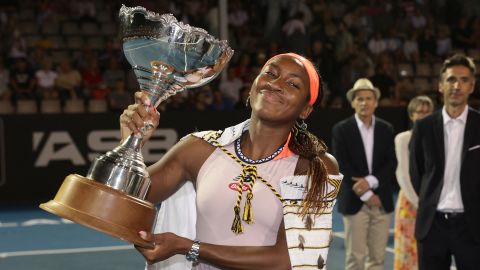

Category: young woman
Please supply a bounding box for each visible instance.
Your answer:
[120,53,342,269]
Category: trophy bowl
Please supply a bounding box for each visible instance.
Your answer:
[40,5,233,248]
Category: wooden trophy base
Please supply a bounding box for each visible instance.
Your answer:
[40,174,156,248]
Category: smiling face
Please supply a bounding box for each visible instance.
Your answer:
[439,65,475,108]
[249,55,313,124]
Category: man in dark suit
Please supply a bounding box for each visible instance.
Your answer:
[332,78,397,270]
[410,54,480,270]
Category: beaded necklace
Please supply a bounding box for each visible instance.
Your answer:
[234,135,284,164]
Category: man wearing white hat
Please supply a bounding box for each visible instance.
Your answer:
[332,78,397,270]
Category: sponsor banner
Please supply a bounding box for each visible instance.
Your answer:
[0,108,407,203]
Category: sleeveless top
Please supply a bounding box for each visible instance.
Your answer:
[147,120,343,270]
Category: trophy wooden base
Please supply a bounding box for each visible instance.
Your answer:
[40,174,156,248]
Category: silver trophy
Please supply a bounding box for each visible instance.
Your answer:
[40,5,233,248]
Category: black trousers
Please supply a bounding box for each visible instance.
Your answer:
[418,212,480,270]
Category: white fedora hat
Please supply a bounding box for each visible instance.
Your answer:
[346,78,381,102]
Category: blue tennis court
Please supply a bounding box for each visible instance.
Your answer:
[0,204,394,270]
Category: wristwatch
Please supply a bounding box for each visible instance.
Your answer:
[186,240,200,264]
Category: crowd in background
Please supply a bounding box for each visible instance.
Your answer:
[1,0,480,113]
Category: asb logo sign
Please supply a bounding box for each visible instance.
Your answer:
[32,129,178,167]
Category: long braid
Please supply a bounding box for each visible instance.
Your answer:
[289,122,329,217]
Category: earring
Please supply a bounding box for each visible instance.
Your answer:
[245,95,250,107]
[296,119,308,131]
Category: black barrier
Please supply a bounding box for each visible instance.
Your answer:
[0,108,408,203]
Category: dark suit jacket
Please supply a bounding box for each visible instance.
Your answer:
[332,115,397,215]
[409,107,480,243]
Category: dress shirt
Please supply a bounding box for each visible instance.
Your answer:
[437,106,468,212]
[354,114,379,201]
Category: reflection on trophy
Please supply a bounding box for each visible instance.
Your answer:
[40,5,233,248]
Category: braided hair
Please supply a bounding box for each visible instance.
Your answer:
[289,71,330,217]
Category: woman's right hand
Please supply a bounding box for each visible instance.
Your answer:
[120,91,160,143]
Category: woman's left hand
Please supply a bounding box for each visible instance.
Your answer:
[135,231,191,265]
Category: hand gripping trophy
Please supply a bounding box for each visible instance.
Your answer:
[40,5,233,248]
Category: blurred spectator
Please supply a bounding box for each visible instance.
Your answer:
[409,8,426,29]
[368,32,387,57]
[99,39,124,71]
[90,83,110,101]
[35,58,58,100]
[219,66,243,104]
[191,86,213,111]
[287,0,313,26]
[228,1,249,28]
[436,24,452,58]
[234,54,252,82]
[108,79,132,112]
[0,60,10,100]
[208,89,233,111]
[234,85,250,110]
[334,22,354,62]
[385,28,402,53]
[9,30,27,61]
[103,58,125,89]
[394,71,416,106]
[9,58,36,106]
[205,2,219,37]
[282,12,308,55]
[165,91,187,111]
[73,0,96,23]
[403,30,420,62]
[452,18,473,51]
[370,63,395,102]
[29,47,47,71]
[260,0,287,43]
[311,39,337,95]
[82,59,103,100]
[470,17,480,50]
[55,58,82,104]
[418,26,437,61]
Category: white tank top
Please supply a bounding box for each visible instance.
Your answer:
[194,142,299,269]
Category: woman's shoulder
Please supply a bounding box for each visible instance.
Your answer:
[394,130,412,143]
[321,152,340,175]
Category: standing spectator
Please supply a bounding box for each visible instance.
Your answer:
[332,78,396,270]
[35,58,58,100]
[410,54,480,270]
[393,96,434,270]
